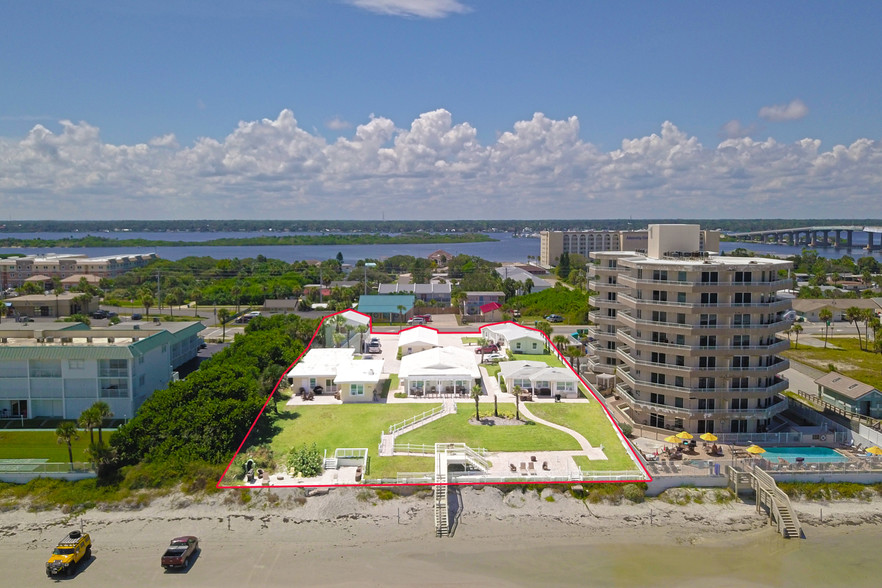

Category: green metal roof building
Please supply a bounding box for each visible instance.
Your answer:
[0,322,204,421]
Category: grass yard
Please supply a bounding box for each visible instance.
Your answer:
[0,430,112,462]
[265,403,441,480]
[528,403,636,471]
[782,337,882,391]
[396,403,580,452]
[511,353,564,367]
[461,337,481,344]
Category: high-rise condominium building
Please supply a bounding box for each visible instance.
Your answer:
[587,224,792,435]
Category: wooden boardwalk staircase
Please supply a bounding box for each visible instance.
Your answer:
[434,451,450,537]
[727,464,804,539]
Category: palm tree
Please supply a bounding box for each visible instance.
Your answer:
[332,332,346,348]
[452,291,468,317]
[819,308,833,348]
[191,288,202,318]
[785,325,793,348]
[845,306,865,350]
[334,314,347,334]
[140,289,155,317]
[55,421,79,471]
[512,385,522,421]
[92,401,113,444]
[863,308,876,347]
[792,322,803,349]
[230,285,242,313]
[536,320,553,351]
[471,384,482,420]
[345,324,354,347]
[218,308,231,341]
[356,324,369,352]
[553,334,568,356]
[165,293,176,317]
[397,305,407,324]
[77,407,100,445]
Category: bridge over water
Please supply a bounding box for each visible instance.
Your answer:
[728,226,882,251]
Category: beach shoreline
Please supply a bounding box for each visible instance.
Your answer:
[3,486,882,586]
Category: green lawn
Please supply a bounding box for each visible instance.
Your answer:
[511,353,564,367]
[783,337,882,391]
[0,430,113,462]
[396,403,580,452]
[528,403,636,471]
[461,337,481,344]
[266,403,441,480]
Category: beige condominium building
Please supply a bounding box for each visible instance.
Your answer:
[541,228,721,267]
[588,224,791,435]
[0,253,158,290]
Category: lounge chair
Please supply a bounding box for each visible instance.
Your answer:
[528,462,537,475]
[510,463,517,473]
[531,455,537,462]
[542,461,550,471]
[520,462,527,475]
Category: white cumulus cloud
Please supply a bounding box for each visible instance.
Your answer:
[326,116,352,131]
[759,99,809,122]
[1,108,881,220]
[347,0,470,19]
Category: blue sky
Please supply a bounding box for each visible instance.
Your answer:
[2,0,881,220]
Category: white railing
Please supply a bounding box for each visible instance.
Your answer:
[393,443,436,455]
[388,404,446,435]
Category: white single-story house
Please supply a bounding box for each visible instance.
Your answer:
[398,347,481,397]
[334,360,384,403]
[285,348,386,402]
[397,326,439,356]
[481,323,547,355]
[498,360,581,399]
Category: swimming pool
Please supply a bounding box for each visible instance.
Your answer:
[760,446,848,463]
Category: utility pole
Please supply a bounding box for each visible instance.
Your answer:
[319,266,323,304]
[156,272,161,314]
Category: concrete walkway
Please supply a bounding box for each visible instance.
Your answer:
[518,403,605,459]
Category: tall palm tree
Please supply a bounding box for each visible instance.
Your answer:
[332,332,346,348]
[819,308,833,349]
[512,385,522,421]
[397,305,407,324]
[230,285,242,313]
[845,306,865,350]
[471,384,482,420]
[91,401,113,445]
[218,308,231,341]
[55,421,79,471]
[356,324,369,352]
[77,407,100,445]
[140,289,155,317]
[792,323,803,349]
[553,334,569,356]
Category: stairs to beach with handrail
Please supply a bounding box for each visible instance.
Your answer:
[379,399,457,456]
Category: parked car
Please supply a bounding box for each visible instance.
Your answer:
[131,313,142,320]
[91,310,108,319]
[414,314,432,323]
[482,353,505,364]
[161,536,199,570]
[46,530,91,577]
[545,314,563,323]
[367,343,382,354]
[475,344,499,354]
[406,317,426,325]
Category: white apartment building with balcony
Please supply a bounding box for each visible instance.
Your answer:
[588,224,792,435]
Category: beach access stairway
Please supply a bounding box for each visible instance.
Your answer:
[434,451,450,537]
[379,400,457,457]
[727,464,804,539]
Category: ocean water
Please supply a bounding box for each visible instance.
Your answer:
[2,230,881,264]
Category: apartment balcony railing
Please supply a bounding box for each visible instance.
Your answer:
[616,384,789,419]
[617,293,791,311]
[617,368,789,396]
[617,276,791,289]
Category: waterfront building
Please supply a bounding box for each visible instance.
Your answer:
[0,321,203,420]
[540,229,721,267]
[0,253,158,290]
[588,224,792,434]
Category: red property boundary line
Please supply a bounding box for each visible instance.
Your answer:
[217,309,652,489]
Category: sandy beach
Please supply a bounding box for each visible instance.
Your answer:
[3,486,882,587]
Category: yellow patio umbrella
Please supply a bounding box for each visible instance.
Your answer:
[664,435,681,444]
[676,431,693,440]
[700,432,718,442]
[865,446,882,455]
[746,444,766,455]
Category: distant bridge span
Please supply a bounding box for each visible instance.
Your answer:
[727,226,882,251]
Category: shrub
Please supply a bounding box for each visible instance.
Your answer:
[394,392,408,399]
[375,489,396,500]
[622,483,644,503]
[287,443,323,477]
[618,422,633,437]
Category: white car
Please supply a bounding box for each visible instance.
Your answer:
[482,353,505,364]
